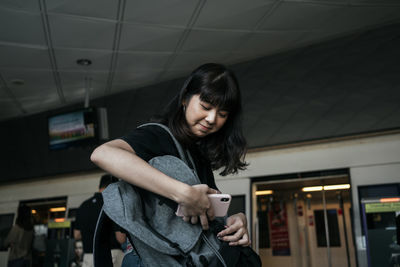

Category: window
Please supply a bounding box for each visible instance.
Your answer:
[314,209,341,247]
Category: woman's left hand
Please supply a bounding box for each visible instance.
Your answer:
[216,212,251,246]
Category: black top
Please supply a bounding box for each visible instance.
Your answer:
[75,192,120,253]
[120,124,218,190]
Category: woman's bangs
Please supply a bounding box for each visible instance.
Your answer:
[199,84,238,112]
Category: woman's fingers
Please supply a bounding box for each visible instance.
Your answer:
[190,216,198,224]
[199,214,209,230]
[206,206,215,221]
[207,187,220,194]
[228,233,251,246]
[217,212,251,247]
[219,228,251,246]
[177,184,222,229]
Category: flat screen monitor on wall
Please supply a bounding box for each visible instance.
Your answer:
[48,108,98,150]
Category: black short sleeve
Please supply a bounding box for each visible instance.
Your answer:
[119,124,217,189]
[120,125,179,162]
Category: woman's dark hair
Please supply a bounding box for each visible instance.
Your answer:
[160,63,248,176]
[16,204,33,231]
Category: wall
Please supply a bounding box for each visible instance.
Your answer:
[0,78,182,183]
[1,22,399,183]
[218,133,400,267]
[0,171,104,265]
[0,134,398,265]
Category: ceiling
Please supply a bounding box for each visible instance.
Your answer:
[1,0,400,144]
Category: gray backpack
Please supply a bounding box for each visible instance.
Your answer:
[95,123,228,267]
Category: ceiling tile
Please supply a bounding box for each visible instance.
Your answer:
[350,0,400,4]
[259,2,344,31]
[119,24,184,51]
[194,0,275,30]
[0,1,40,12]
[0,45,51,69]
[50,15,116,50]
[1,69,56,99]
[224,52,262,65]
[324,5,400,33]
[0,8,46,46]
[18,93,62,114]
[374,106,400,129]
[169,52,230,70]
[62,85,104,104]
[338,113,382,134]
[181,29,248,52]
[300,119,341,140]
[158,69,189,82]
[123,0,198,27]
[0,98,23,121]
[113,70,163,93]
[55,48,113,71]
[2,70,61,114]
[59,71,109,102]
[116,52,171,72]
[46,0,119,20]
[235,31,305,56]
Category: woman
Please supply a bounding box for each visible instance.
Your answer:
[70,240,83,267]
[4,205,34,267]
[91,63,250,247]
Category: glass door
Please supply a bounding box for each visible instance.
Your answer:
[361,197,400,267]
[252,175,355,267]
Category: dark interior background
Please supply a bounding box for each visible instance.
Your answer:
[1,22,399,183]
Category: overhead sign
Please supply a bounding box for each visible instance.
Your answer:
[48,220,71,229]
[365,202,400,213]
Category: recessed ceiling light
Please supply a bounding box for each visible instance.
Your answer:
[76,58,92,66]
[10,79,25,86]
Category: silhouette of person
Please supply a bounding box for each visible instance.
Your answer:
[74,174,123,267]
[4,205,34,267]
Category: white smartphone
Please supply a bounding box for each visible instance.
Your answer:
[176,193,231,217]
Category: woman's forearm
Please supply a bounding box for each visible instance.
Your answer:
[90,140,192,204]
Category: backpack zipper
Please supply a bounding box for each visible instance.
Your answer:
[201,233,227,267]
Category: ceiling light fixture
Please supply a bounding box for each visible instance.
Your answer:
[324,184,351,190]
[76,58,92,66]
[302,184,350,192]
[380,197,400,203]
[50,207,66,212]
[76,58,93,108]
[10,79,25,86]
[255,190,274,195]
[302,186,323,192]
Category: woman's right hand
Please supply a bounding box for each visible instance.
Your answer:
[178,184,218,230]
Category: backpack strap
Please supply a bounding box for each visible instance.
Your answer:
[137,123,197,171]
[93,209,114,267]
[137,123,200,263]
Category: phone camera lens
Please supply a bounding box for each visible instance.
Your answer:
[221,198,229,202]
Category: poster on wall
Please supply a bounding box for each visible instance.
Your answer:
[269,201,291,256]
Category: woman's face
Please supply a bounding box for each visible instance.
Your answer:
[184,94,228,138]
[74,240,83,257]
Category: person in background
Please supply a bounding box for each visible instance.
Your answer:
[70,240,83,267]
[115,229,143,267]
[4,204,34,267]
[74,174,124,267]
